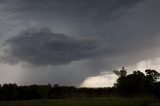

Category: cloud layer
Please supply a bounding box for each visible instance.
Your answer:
[4,28,100,66]
[1,0,160,87]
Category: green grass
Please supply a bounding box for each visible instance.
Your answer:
[0,97,159,106]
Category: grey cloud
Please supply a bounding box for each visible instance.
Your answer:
[4,28,100,66]
[4,0,145,13]
[0,0,145,38]
[16,0,145,24]
[2,0,160,86]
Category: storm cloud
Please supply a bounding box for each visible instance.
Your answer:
[4,28,100,66]
[0,0,160,86]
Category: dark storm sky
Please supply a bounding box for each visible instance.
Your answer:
[0,0,160,86]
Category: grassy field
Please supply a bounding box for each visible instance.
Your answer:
[0,97,159,106]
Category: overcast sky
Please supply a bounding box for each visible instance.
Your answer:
[0,0,160,87]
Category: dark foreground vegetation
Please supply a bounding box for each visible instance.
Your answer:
[0,97,159,106]
[0,68,159,102]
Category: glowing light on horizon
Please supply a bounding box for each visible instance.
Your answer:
[81,74,117,88]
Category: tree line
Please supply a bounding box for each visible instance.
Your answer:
[0,67,159,100]
[0,84,114,100]
[114,67,160,98]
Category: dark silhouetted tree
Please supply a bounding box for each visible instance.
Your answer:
[145,69,160,83]
[114,68,160,96]
[114,67,127,78]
